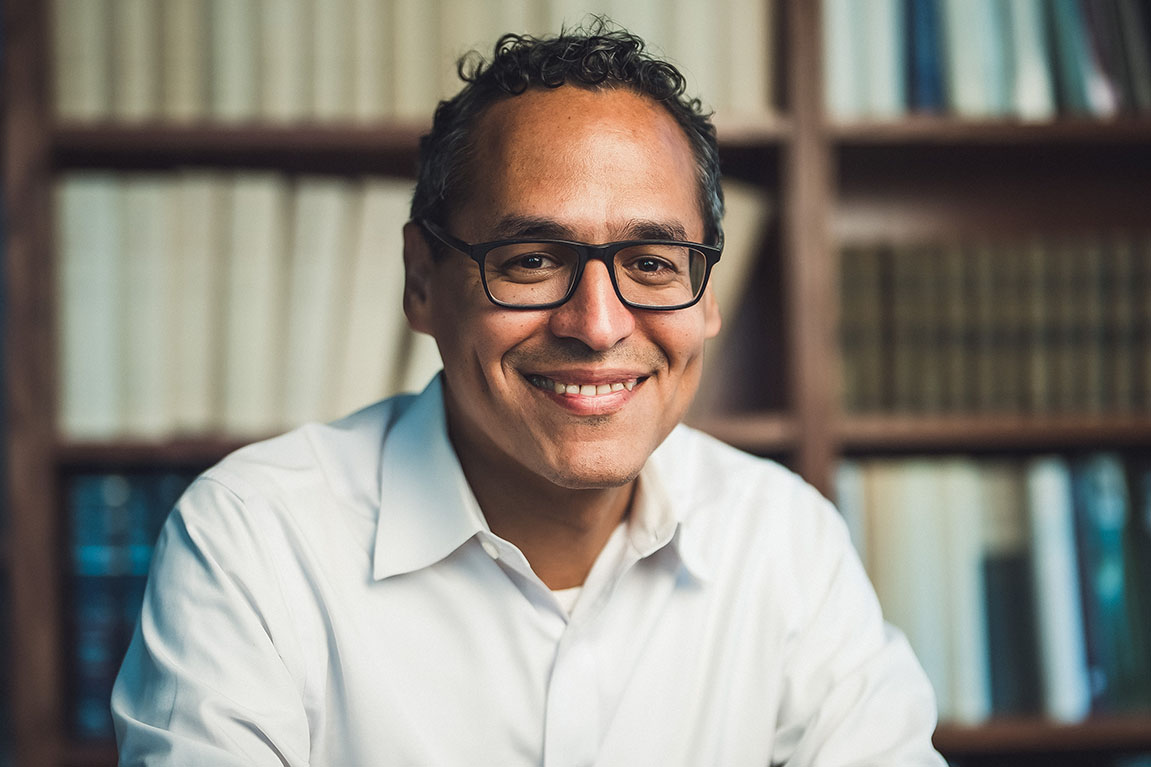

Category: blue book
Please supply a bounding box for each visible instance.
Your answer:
[1050,0,1093,114]
[1072,453,1144,712]
[908,0,946,111]
[70,575,120,740]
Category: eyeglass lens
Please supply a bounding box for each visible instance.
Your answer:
[483,242,708,307]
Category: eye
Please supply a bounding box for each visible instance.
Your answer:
[512,253,551,270]
[634,256,672,273]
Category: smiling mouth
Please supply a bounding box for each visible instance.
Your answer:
[526,374,643,397]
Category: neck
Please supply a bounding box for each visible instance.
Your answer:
[450,436,635,591]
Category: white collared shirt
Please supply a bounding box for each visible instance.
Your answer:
[112,376,946,766]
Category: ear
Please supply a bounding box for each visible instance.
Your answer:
[701,285,722,339]
[403,220,436,334]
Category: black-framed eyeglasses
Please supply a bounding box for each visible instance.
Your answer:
[418,218,723,311]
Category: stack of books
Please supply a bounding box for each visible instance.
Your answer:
[52,0,778,125]
[836,452,1151,725]
[67,471,197,740]
[838,234,1151,414]
[56,172,442,441]
[825,0,1151,121]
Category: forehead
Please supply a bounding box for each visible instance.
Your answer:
[457,86,703,240]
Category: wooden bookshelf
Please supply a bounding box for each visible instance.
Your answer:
[4,0,1151,765]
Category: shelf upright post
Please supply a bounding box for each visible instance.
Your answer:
[2,0,65,765]
[782,0,841,494]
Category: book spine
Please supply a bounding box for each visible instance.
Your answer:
[160,0,209,120]
[53,0,113,120]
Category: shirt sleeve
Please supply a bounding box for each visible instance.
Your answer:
[111,476,311,766]
[770,493,949,767]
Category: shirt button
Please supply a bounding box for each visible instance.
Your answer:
[481,540,500,559]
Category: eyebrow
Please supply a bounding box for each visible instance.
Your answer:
[488,215,691,243]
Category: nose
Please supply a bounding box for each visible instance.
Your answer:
[547,260,636,351]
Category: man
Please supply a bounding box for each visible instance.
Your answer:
[113,24,946,766]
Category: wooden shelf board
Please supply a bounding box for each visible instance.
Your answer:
[688,412,799,454]
[830,115,1151,145]
[934,716,1151,756]
[839,413,1151,452]
[55,437,259,469]
[50,117,789,172]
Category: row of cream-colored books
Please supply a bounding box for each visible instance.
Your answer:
[53,0,778,125]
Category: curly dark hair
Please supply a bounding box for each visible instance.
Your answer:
[410,18,725,246]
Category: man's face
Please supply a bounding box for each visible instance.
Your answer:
[405,86,721,491]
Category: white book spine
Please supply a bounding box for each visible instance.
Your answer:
[210,0,260,121]
[56,174,123,439]
[1026,456,1092,722]
[161,0,209,120]
[53,0,112,120]
[439,0,492,98]
[941,0,991,117]
[1008,0,1056,121]
[312,0,354,120]
[864,0,906,118]
[824,0,862,119]
[723,0,774,118]
[120,176,174,439]
[667,0,718,110]
[351,0,394,121]
[282,178,356,426]
[223,173,290,436]
[172,173,228,434]
[258,0,311,121]
[940,459,992,724]
[393,0,443,119]
[111,0,160,121]
[335,179,416,416]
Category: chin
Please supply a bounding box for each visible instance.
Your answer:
[538,454,645,491]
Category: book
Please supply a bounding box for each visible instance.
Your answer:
[1021,237,1051,414]
[282,177,356,426]
[312,0,354,120]
[1105,234,1136,412]
[668,0,718,111]
[110,0,159,121]
[938,458,992,723]
[824,0,865,120]
[52,0,112,120]
[863,460,953,720]
[939,242,970,412]
[160,0,209,120]
[120,176,173,439]
[1116,0,1151,113]
[907,0,946,113]
[171,172,228,434]
[439,0,490,101]
[1025,455,1092,722]
[333,178,416,417]
[981,460,1042,715]
[833,459,867,562]
[1049,0,1093,115]
[940,0,1001,117]
[1007,0,1057,121]
[56,174,123,439]
[1125,458,1151,709]
[393,0,444,120]
[259,0,311,121]
[209,0,259,121]
[222,173,290,436]
[1082,0,1132,114]
[861,0,907,119]
[1072,453,1145,712]
[351,0,394,121]
[723,0,775,117]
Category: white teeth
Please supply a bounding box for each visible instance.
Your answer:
[530,374,641,397]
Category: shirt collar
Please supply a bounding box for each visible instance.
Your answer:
[373,375,489,580]
[373,376,713,583]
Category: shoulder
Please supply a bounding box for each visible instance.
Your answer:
[656,424,855,587]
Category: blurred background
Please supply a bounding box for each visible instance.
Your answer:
[3,0,1151,765]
